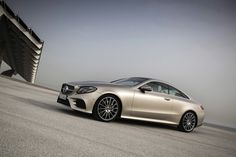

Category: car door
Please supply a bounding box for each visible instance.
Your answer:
[131,82,173,121]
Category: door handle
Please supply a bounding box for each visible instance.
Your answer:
[164,98,170,101]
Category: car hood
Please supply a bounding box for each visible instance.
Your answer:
[67,81,129,88]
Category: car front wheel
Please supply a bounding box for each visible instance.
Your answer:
[93,95,120,122]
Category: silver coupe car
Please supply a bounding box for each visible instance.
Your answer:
[57,77,204,132]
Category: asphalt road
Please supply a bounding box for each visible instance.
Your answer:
[0,76,236,157]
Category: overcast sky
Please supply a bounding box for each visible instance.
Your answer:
[3,0,236,128]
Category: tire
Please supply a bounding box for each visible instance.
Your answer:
[93,94,121,122]
[178,111,196,132]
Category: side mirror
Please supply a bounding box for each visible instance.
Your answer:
[139,85,152,92]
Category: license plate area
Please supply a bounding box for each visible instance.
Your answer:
[59,93,67,100]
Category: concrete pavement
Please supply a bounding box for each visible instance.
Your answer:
[0,76,236,157]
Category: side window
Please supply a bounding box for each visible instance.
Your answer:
[147,82,168,94]
[146,82,157,92]
[169,86,189,99]
[158,83,168,94]
[146,82,189,99]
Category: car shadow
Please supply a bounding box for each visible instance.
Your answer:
[114,118,177,131]
[56,107,94,120]
[57,107,177,131]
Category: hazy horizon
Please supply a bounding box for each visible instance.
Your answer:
[1,0,236,128]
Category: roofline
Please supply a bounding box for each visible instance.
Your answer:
[131,77,193,100]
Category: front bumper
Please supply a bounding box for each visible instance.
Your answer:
[57,97,70,107]
[68,92,99,114]
[56,91,99,114]
[57,96,86,110]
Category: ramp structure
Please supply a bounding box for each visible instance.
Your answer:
[0,1,43,83]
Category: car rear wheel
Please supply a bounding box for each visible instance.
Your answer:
[93,95,120,122]
[179,111,196,132]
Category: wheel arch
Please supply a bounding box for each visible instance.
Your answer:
[93,93,123,117]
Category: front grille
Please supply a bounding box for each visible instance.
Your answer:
[61,83,74,95]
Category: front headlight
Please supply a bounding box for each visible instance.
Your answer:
[77,86,97,94]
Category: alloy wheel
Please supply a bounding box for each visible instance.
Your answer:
[182,112,196,132]
[97,96,119,121]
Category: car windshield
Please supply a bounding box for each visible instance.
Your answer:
[111,78,148,86]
